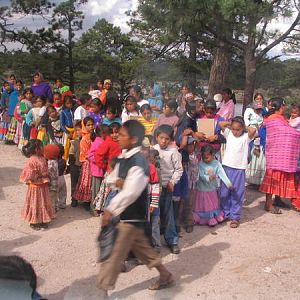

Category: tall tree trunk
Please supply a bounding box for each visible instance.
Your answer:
[68,18,74,92]
[208,42,230,99]
[188,38,197,91]
[243,48,256,112]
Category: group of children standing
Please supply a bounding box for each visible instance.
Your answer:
[2,79,299,255]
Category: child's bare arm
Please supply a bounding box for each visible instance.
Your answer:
[219,121,232,132]
[247,126,257,140]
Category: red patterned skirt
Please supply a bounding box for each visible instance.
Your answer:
[260,169,300,199]
[73,161,92,202]
[21,183,55,224]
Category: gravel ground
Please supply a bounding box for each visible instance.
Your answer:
[1,142,300,300]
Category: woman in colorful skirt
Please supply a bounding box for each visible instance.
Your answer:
[72,117,95,209]
[193,145,232,226]
[20,139,55,230]
[260,98,300,214]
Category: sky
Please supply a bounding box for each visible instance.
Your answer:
[3,0,299,58]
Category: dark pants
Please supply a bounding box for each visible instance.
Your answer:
[160,188,179,246]
[70,164,81,197]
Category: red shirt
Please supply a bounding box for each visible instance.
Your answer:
[95,136,121,172]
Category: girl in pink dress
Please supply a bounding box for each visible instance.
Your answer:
[20,139,54,230]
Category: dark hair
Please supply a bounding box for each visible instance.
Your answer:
[131,85,143,99]
[57,144,64,158]
[140,103,152,113]
[74,120,82,129]
[55,77,63,83]
[122,120,145,146]
[204,99,217,110]
[91,98,103,110]
[0,255,37,297]
[22,139,43,158]
[35,95,47,105]
[267,97,285,116]
[231,116,245,127]
[97,79,104,85]
[9,74,16,79]
[23,87,33,96]
[155,124,174,140]
[80,93,92,105]
[83,116,94,126]
[201,144,215,157]
[109,122,121,132]
[125,95,139,113]
[95,124,110,138]
[91,84,99,90]
[186,100,197,115]
[53,92,61,98]
[291,102,300,111]
[166,99,178,111]
[222,88,236,104]
[106,106,118,115]
[3,81,9,86]
[16,79,23,85]
[253,93,264,101]
[46,105,56,113]
[63,95,74,107]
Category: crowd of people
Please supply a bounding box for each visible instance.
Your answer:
[1,72,300,296]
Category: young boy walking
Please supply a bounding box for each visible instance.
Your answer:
[97,120,174,298]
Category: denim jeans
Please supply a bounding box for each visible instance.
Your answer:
[151,215,161,248]
[160,188,179,246]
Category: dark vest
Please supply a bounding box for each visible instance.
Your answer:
[118,152,149,222]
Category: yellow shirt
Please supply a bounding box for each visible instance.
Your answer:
[138,117,156,135]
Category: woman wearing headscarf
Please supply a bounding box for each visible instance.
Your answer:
[30,72,53,100]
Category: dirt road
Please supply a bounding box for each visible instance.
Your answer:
[1,143,300,300]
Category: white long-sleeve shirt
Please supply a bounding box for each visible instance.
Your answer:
[106,147,149,217]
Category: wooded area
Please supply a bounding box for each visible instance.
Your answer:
[1,0,300,106]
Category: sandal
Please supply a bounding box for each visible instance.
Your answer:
[148,273,175,290]
[265,206,282,214]
[30,224,41,231]
[230,220,240,228]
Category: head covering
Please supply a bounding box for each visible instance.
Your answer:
[43,144,59,160]
[104,79,112,85]
[142,137,151,148]
[213,94,222,102]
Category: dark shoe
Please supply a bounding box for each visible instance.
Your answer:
[83,202,91,211]
[30,224,41,231]
[71,199,78,207]
[40,223,49,229]
[176,225,181,233]
[274,196,291,209]
[185,225,194,233]
[170,244,180,254]
[90,209,100,217]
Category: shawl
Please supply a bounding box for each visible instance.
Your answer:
[265,114,300,173]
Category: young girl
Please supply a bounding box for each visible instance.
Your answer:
[219,117,256,228]
[138,104,156,136]
[244,99,266,186]
[197,99,225,158]
[0,82,12,141]
[88,125,110,215]
[20,139,54,230]
[289,103,300,130]
[121,96,140,123]
[155,99,179,130]
[217,88,236,121]
[88,98,105,127]
[72,117,95,209]
[18,88,33,148]
[103,106,122,126]
[193,145,232,227]
[153,125,183,254]
[60,96,74,161]
[147,83,164,120]
[69,121,82,207]
[46,105,63,144]
[5,80,24,144]
[52,92,63,113]
[26,96,46,139]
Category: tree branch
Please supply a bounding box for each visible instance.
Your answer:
[254,18,269,50]
[258,11,300,58]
